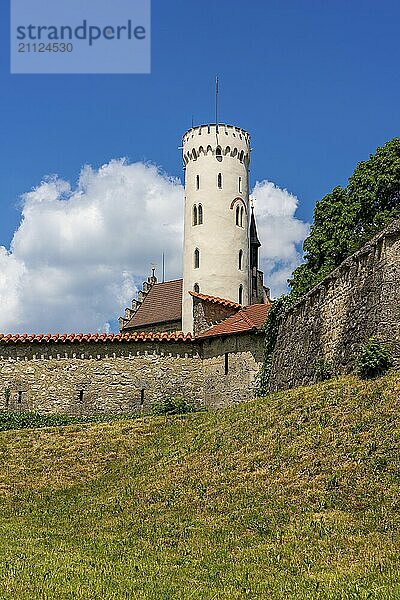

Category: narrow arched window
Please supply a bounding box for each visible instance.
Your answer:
[238,177,242,193]
[192,149,197,161]
[196,175,200,190]
[198,204,203,224]
[217,173,222,189]
[239,150,244,163]
[240,207,244,227]
[216,146,222,161]
[194,283,200,293]
[238,285,243,304]
[238,250,243,270]
[236,205,240,226]
[193,205,198,226]
[194,248,200,269]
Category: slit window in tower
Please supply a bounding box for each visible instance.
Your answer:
[194,283,200,293]
[238,176,242,193]
[17,391,22,404]
[217,173,222,189]
[239,150,244,163]
[238,285,243,304]
[78,389,84,403]
[194,248,200,269]
[224,352,229,375]
[236,205,240,226]
[216,146,222,162]
[238,250,243,270]
[196,175,200,190]
[140,389,145,406]
[193,205,198,226]
[198,204,203,224]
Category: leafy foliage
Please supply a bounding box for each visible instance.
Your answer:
[356,337,393,379]
[256,295,294,395]
[315,357,333,382]
[151,396,201,416]
[290,138,400,298]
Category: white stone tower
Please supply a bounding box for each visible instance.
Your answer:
[182,123,251,333]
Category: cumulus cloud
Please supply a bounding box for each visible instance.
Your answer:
[0,162,308,333]
[253,180,310,297]
[0,160,183,333]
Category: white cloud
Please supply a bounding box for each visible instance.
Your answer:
[0,160,183,333]
[0,164,308,333]
[252,180,310,297]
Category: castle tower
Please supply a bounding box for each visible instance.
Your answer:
[182,124,251,333]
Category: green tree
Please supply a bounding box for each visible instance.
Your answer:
[290,138,400,299]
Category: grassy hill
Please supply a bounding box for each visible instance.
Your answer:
[0,373,398,599]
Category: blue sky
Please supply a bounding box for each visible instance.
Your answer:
[0,0,399,332]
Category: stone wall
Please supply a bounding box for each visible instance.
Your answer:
[202,332,264,407]
[0,333,264,414]
[0,341,203,414]
[129,320,182,334]
[192,297,237,335]
[269,220,400,391]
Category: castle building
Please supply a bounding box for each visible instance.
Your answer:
[1,116,398,415]
[120,123,270,334]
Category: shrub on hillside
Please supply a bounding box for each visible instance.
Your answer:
[151,396,200,416]
[315,356,333,382]
[356,337,393,379]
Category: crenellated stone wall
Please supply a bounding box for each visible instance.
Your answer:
[268,220,400,391]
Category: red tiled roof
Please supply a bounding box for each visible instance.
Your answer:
[199,303,271,338]
[123,279,182,330]
[189,291,241,309]
[0,331,193,344]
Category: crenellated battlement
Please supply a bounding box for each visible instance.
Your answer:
[182,124,250,167]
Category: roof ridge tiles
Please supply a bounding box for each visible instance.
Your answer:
[189,291,241,309]
[0,330,194,344]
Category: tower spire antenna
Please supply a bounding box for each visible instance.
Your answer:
[215,75,219,126]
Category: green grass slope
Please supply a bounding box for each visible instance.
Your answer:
[0,373,399,599]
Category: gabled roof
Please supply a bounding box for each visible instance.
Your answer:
[0,331,193,344]
[199,303,270,338]
[189,291,241,309]
[123,279,182,330]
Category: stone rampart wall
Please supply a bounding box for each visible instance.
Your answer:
[269,220,400,391]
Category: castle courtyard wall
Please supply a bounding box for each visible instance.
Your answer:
[202,332,264,407]
[0,341,204,414]
[0,333,264,414]
[269,220,400,391]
